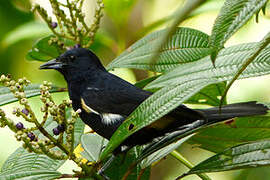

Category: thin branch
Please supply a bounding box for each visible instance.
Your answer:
[60,174,82,179]
[171,150,211,180]
[220,31,270,107]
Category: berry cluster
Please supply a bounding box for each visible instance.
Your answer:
[16,122,37,141]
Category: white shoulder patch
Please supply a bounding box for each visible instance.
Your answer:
[81,98,99,114]
[101,113,123,125]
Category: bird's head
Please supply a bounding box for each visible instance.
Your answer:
[39,48,105,79]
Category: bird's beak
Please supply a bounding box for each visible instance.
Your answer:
[39,59,63,70]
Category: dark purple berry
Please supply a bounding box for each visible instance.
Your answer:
[53,127,60,136]
[16,122,24,130]
[21,108,29,116]
[51,22,58,29]
[57,124,65,132]
[74,44,81,48]
[27,132,35,141]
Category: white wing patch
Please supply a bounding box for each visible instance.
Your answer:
[101,113,123,125]
[81,97,123,125]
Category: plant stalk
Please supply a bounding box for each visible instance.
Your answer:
[171,150,211,180]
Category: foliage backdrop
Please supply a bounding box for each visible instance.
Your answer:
[0,0,270,179]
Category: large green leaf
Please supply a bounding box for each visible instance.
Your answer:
[140,134,194,169]
[105,147,150,180]
[73,118,85,148]
[185,139,270,176]
[0,84,65,106]
[137,118,210,167]
[0,170,61,180]
[189,114,270,153]
[100,79,212,160]
[146,42,270,90]
[1,148,63,174]
[210,0,268,62]
[107,27,211,72]
[80,134,150,179]
[80,134,108,162]
[101,42,270,160]
[134,75,161,90]
[138,78,226,106]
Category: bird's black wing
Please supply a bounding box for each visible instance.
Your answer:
[81,72,151,116]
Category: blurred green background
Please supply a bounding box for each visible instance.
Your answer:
[0,0,270,179]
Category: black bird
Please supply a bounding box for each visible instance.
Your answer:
[40,47,268,164]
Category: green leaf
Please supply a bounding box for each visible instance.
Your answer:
[107,27,211,72]
[0,84,65,106]
[140,134,194,168]
[185,82,227,106]
[80,134,150,179]
[26,35,64,62]
[146,42,270,90]
[1,148,63,174]
[134,75,161,90]
[101,42,270,160]
[73,118,85,148]
[105,147,150,180]
[210,0,268,62]
[2,21,50,47]
[188,114,270,153]
[80,134,108,162]
[0,170,61,180]
[144,0,207,73]
[219,30,270,107]
[186,139,270,175]
[100,79,212,160]
[142,79,227,106]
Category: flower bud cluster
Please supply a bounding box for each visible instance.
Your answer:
[0,108,7,127]
[0,74,81,168]
[33,0,104,49]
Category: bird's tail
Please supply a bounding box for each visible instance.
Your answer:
[198,101,269,123]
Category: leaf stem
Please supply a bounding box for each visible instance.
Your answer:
[220,31,270,107]
[171,150,211,180]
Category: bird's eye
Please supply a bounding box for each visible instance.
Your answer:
[70,55,75,61]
